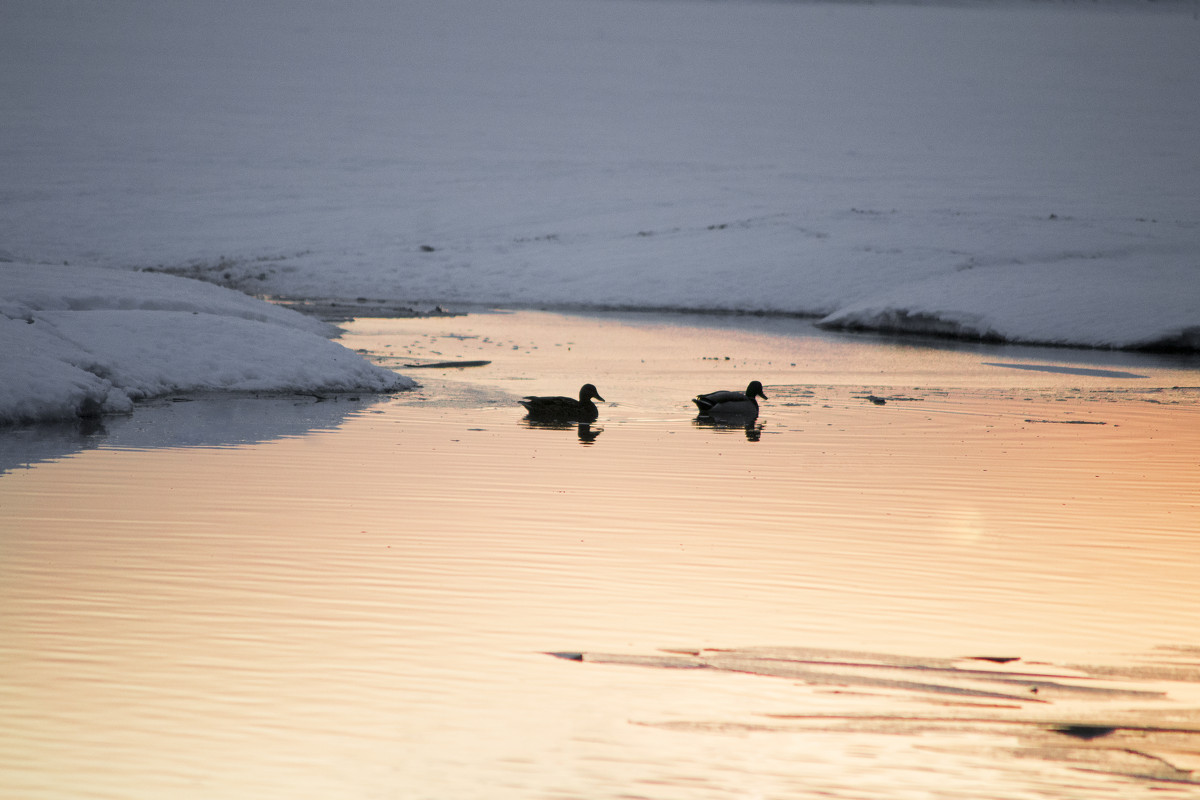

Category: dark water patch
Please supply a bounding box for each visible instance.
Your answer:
[0,392,385,473]
[1054,723,1118,740]
[268,296,467,322]
[984,362,1149,379]
[396,359,492,369]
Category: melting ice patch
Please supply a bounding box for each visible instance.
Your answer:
[0,264,413,427]
[552,645,1200,787]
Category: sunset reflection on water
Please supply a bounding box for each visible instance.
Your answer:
[2,311,1199,799]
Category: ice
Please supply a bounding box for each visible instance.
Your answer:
[2,0,1198,425]
[0,263,413,427]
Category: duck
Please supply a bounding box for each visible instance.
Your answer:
[693,380,767,418]
[520,384,605,422]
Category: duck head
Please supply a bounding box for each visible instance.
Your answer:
[579,384,605,403]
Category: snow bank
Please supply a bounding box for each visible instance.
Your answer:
[817,259,1200,351]
[2,0,1199,352]
[0,263,413,427]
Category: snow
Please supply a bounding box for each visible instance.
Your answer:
[2,0,1199,425]
[0,263,414,427]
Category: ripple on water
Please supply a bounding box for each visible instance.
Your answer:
[3,311,1199,799]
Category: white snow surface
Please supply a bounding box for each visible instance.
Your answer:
[2,0,1199,425]
[0,263,414,426]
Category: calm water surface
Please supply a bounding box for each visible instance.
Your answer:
[3,311,1199,799]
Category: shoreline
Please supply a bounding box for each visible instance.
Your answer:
[3,288,1197,435]
[265,293,1200,357]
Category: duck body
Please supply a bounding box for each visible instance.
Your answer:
[693,380,767,418]
[520,383,605,422]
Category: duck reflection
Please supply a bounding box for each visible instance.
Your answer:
[692,416,763,442]
[521,419,604,445]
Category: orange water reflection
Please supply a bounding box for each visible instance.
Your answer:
[2,311,1199,799]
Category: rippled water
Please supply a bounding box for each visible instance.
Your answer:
[3,311,1199,799]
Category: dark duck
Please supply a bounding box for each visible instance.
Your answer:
[692,380,767,418]
[520,384,605,422]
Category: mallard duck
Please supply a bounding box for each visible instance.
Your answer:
[520,384,605,422]
[693,380,767,418]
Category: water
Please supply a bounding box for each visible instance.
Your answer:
[3,311,1200,799]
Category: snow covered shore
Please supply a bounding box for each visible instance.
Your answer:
[0,263,413,427]
[2,1,1199,425]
